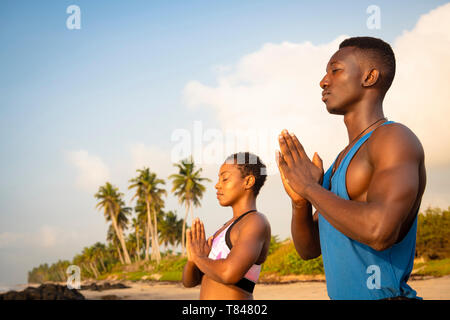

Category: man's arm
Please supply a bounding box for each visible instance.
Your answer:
[277,145,323,260]
[279,125,423,251]
[291,200,321,259]
[189,215,267,285]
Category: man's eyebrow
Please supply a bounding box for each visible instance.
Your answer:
[219,171,230,176]
[326,61,342,71]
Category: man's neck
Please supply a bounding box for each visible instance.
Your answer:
[343,99,385,144]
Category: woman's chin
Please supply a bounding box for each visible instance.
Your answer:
[217,198,230,207]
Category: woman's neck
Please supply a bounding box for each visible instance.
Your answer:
[231,195,257,219]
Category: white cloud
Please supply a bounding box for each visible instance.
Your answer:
[182,4,450,212]
[0,225,79,249]
[130,143,174,179]
[183,37,350,169]
[0,232,25,249]
[67,150,110,193]
[386,2,450,167]
[184,4,450,169]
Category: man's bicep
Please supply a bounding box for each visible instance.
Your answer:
[368,125,422,214]
[367,149,421,231]
[368,163,419,206]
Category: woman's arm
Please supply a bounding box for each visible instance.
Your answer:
[182,260,203,288]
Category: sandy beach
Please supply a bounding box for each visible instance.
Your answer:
[78,276,450,300]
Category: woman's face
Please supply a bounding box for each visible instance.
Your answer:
[215,163,249,207]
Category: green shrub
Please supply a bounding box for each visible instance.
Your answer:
[262,241,324,275]
[414,258,450,277]
[160,271,183,281]
[416,207,450,260]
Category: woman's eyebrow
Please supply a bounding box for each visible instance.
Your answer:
[219,171,230,176]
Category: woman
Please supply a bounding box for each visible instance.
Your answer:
[182,152,271,300]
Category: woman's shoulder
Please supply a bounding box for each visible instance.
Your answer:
[240,211,270,231]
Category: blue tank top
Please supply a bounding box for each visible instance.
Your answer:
[318,121,420,300]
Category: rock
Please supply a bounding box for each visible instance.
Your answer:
[0,284,85,300]
[100,294,121,300]
[24,287,41,300]
[80,282,130,291]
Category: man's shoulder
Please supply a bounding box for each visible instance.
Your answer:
[367,122,424,163]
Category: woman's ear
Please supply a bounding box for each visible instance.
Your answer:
[245,175,256,190]
[362,68,380,87]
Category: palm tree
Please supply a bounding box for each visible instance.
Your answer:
[82,246,100,279]
[169,157,210,256]
[129,168,167,264]
[131,217,142,261]
[158,210,184,253]
[92,242,107,272]
[95,182,132,264]
[107,225,125,264]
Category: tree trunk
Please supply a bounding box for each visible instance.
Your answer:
[99,253,107,272]
[136,225,141,261]
[145,215,151,261]
[181,201,190,257]
[116,243,125,264]
[145,201,155,261]
[152,207,161,264]
[146,200,157,261]
[89,262,99,279]
[94,261,101,276]
[110,209,132,264]
[81,263,91,278]
[58,268,66,282]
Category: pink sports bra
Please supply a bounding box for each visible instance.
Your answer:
[208,210,261,293]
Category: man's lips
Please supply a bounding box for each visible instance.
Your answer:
[322,91,331,101]
[216,193,223,197]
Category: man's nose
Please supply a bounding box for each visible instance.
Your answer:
[320,74,329,89]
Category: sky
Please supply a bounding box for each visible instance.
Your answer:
[1,0,449,287]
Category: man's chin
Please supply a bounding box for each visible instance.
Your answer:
[326,103,344,115]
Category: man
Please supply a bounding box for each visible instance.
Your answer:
[276,37,426,300]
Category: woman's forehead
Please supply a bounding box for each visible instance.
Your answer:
[219,163,239,175]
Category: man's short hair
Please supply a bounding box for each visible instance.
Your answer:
[339,36,396,94]
[225,152,267,197]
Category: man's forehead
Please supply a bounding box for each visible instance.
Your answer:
[327,47,358,65]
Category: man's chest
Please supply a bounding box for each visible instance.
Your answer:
[333,143,373,201]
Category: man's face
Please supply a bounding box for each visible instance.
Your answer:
[320,47,364,115]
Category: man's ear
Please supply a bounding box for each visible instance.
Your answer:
[362,68,380,87]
